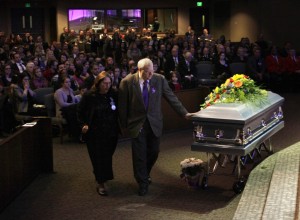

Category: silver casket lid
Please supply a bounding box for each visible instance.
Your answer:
[192,91,284,125]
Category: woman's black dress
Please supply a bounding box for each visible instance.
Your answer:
[77,90,118,183]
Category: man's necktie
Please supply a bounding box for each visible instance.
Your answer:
[142,80,149,109]
[19,63,25,72]
[186,61,190,71]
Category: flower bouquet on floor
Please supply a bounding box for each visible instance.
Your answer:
[180,158,205,189]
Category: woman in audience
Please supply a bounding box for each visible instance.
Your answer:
[54,76,77,118]
[81,60,90,80]
[112,67,122,90]
[168,70,182,91]
[31,66,49,89]
[127,41,142,64]
[72,64,85,88]
[77,71,119,196]
[54,75,80,139]
[13,73,36,115]
[1,63,13,87]
[213,52,231,83]
[232,46,248,63]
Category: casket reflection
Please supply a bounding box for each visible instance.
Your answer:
[191,91,284,156]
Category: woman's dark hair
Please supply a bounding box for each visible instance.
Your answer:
[59,75,70,86]
[74,64,83,77]
[218,51,226,59]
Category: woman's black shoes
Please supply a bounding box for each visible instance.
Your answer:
[97,187,108,196]
[148,176,152,184]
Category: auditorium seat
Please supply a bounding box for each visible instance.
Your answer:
[229,62,246,75]
[196,62,219,89]
[44,93,67,144]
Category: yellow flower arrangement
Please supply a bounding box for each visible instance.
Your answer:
[201,74,268,109]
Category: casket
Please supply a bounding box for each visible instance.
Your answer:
[191,91,284,156]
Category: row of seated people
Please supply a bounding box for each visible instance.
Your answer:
[1,45,300,120]
[163,46,300,92]
[2,44,300,96]
[0,74,85,140]
[1,31,300,89]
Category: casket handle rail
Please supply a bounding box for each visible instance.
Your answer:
[193,123,204,141]
[277,106,283,119]
[235,107,284,145]
[235,129,246,145]
[193,106,284,145]
[215,129,224,141]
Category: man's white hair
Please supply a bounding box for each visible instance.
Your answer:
[138,58,153,70]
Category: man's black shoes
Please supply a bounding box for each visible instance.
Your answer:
[138,185,148,196]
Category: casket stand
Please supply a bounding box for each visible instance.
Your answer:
[190,91,284,193]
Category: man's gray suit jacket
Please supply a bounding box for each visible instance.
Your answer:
[118,72,188,138]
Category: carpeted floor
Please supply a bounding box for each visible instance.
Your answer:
[0,92,298,220]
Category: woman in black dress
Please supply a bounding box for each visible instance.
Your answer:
[77,71,118,196]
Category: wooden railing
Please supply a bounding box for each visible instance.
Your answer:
[0,117,53,212]
[162,86,210,132]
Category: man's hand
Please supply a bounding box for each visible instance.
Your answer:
[185,112,196,120]
[82,125,89,134]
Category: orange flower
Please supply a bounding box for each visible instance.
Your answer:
[234,80,243,88]
[230,78,234,83]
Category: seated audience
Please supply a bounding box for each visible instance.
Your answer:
[199,28,212,41]
[265,46,285,92]
[75,85,87,103]
[168,71,182,92]
[54,76,80,139]
[247,47,270,89]
[232,46,247,63]
[284,48,300,92]
[198,47,212,62]
[0,85,18,136]
[177,51,197,89]
[13,73,36,115]
[54,76,77,118]
[84,62,100,90]
[1,63,13,87]
[31,66,49,89]
[164,47,183,80]
[72,64,85,88]
[213,52,231,83]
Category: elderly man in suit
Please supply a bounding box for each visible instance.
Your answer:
[177,51,198,89]
[118,58,193,196]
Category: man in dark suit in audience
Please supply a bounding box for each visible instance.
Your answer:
[164,46,183,80]
[177,51,197,89]
[84,62,102,90]
[118,58,193,196]
[10,52,26,75]
[247,47,270,89]
[198,47,212,62]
